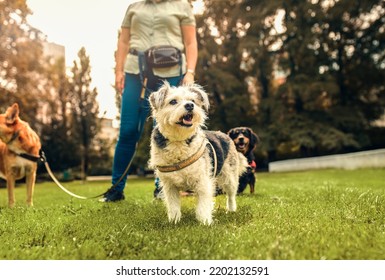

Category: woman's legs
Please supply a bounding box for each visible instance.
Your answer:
[101,73,150,201]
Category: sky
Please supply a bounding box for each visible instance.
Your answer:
[27,0,138,119]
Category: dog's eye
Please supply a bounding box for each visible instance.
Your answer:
[169,99,177,105]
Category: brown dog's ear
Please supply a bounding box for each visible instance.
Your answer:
[5,103,19,125]
[227,128,235,139]
[150,81,170,110]
[248,128,260,151]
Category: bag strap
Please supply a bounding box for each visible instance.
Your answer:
[137,51,151,99]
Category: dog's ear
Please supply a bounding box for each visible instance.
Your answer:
[150,81,170,110]
[227,128,235,139]
[188,84,210,112]
[248,128,260,151]
[5,103,19,125]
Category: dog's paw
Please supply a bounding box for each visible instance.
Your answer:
[226,200,237,212]
[168,210,182,224]
[199,217,213,225]
[227,206,237,212]
[196,214,213,225]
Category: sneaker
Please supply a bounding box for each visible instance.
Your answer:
[99,187,125,202]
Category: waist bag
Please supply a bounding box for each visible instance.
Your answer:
[145,45,181,68]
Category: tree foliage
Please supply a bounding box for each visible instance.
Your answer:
[68,47,101,179]
[1,1,104,177]
[0,0,48,126]
[196,0,385,165]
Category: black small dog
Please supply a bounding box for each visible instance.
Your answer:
[228,127,260,194]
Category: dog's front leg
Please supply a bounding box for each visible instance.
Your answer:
[163,186,182,223]
[195,180,214,225]
[25,166,36,206]
[226,190,237,212]
[225,176,238,212]
[6,176,16,208]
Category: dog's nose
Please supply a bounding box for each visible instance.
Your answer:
[184,102,194,111]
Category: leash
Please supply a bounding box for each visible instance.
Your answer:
[19,149,135,200]
[39,151,110,199]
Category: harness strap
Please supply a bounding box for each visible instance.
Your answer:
[156,141,207,173]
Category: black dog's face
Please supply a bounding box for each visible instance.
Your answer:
[228,127,260,155]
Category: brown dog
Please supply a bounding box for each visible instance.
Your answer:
[0,103,41,207]
[228,127,260,194]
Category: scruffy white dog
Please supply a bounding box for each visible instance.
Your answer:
[149,82,247,225]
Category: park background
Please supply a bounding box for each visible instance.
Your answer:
[1,0,384,180]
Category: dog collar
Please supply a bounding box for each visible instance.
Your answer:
[16,152,42,163]
[156,141,207,173]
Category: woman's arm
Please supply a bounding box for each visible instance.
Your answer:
[115,27,130,95]
[181,25,198,85]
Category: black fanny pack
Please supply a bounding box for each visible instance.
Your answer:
[145,45,181,68]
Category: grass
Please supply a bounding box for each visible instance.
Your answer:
[0,168,384,260]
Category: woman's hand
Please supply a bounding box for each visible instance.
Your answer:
[115,71,125,95]
[182,71,195,85]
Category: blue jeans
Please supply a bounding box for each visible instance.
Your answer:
[112,73,182,192]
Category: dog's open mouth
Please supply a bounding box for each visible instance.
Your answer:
[177,113,193,127]
[237,143,246,149]
[236,142,247,152]
[236,143,246,150]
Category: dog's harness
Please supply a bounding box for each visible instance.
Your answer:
[155,141,218,176]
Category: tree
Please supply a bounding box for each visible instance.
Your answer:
[197,0,385,165]
[268,0,385,157]
[0,0,48,127]
[195,0,259,131]
[40,57,82,172]
[68,47,101,180]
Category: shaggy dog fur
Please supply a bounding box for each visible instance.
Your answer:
[0,103,41,207]
[228,127,260,194]
[149,82,247,225]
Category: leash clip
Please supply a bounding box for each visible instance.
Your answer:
[39,150,47,163]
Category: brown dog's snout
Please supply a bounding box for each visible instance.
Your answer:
[184,102,194,112]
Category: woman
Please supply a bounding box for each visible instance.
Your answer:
[100,0,198,202]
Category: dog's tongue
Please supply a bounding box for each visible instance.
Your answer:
[182,114,193,126]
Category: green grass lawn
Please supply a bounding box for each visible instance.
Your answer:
[0,168,384,260]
